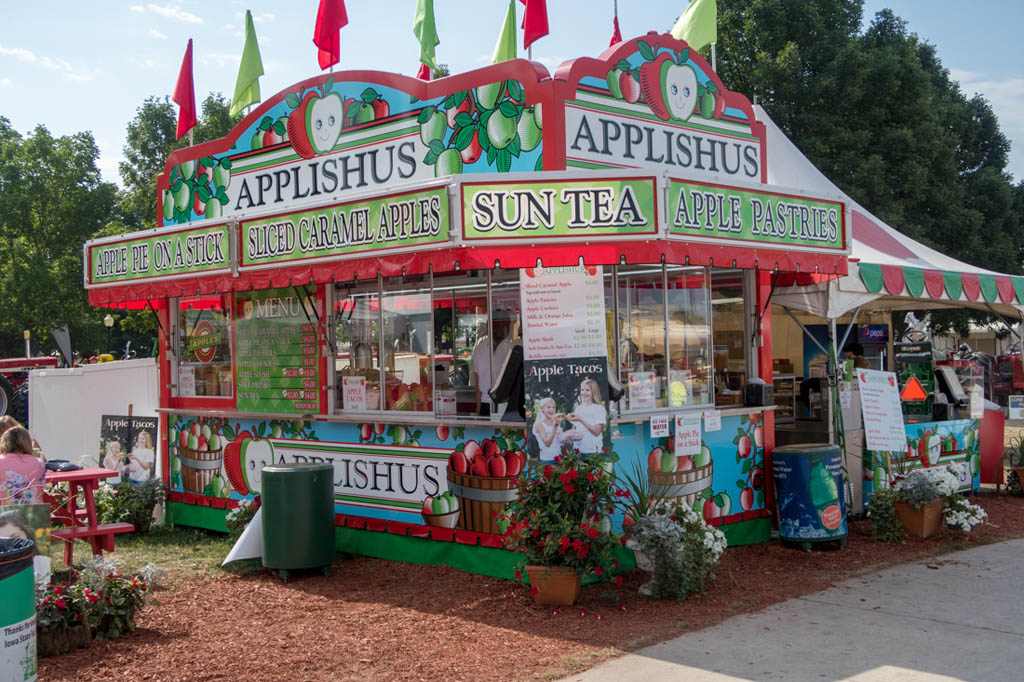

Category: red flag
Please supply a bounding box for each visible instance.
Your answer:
[518,0,549,50]
[609,15,623,47]
[313,0,349,70]
[173,39,197,140]
[416,63,431,80]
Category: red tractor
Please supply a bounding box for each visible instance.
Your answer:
[0,356,58,423]
[993,348,1024,406]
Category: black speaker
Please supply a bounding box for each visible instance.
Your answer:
[745,382,774,407]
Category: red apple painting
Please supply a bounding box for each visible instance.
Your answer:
[639,53,698,122]
[288,87,344,160]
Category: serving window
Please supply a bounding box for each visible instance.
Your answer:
[174,294,233,399]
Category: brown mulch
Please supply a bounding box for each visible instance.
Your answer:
[39,494,1024,682]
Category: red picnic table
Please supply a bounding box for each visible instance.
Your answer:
[45,467,134,564]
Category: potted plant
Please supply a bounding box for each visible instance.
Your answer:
[625,500,727,600]
[892,466,959,537]
[35,577,92,657]
[95,477,166,533]
[501,447,624,606]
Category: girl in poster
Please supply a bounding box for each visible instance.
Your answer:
[127,429,156,483]
[532,397,566,461]
[567,379,606,454]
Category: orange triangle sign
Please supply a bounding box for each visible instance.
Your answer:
[900,376,928,401]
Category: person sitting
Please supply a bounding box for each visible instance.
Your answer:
[0,416,44,461]
[843,342,871,369]
[0,427,46,505]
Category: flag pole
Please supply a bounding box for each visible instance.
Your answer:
[711,43,717,72]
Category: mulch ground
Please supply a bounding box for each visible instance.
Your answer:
[38,493,1024,682]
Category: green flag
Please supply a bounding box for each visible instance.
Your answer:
[492,0,517,64]
[670,0,717,52]
[230,10,264,117]
[413,0,440,70]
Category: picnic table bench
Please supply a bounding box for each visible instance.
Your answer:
[45,467,135,564]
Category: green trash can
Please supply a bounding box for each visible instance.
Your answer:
[261,463,335,577]
[0,537,37,681]
[772,443,847,550]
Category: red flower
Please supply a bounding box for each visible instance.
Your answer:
[530,585,539,597]
[543,465,553,479]
[563,482,575,494]
[611,558,619,569]
[614,575,623,587]
[514,569,522,581]
[586,472,596,482]
[53,585,64,596]
[593,566,603,576]
[586,526,600,539]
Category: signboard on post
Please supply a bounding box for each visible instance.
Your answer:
[856,369,907,453]
[86,222,230,286]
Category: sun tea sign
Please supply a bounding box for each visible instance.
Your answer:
[87,223,230,286]
[461,176,657,241]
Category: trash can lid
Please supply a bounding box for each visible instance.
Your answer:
[772,443,841,456]
[262,462,334,474]
[0,537,35,580]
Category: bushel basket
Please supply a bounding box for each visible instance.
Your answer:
[446,468,518,535]
[179,445,224,494]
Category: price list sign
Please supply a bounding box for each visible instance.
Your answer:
[234,286,322,414]
[522,265,607,361]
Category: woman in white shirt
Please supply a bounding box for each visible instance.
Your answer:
[566,379,606,454]
[532,397,566,461]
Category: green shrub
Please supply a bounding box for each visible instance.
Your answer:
[868,487,904,543]
[96,477,165,532]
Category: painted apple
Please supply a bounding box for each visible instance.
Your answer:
[677,455,694,471]
[353,102,375,125]
[446,94,475,128]
[864,467,875,481]
[475,81,505,110]
[431,495,449,515]
[434,148,463,176]
[422,496,435,515]
[660,449,678,473]
[606,68,625,99]
[211,164,230,190]
[179,430,189,448]
[504,451,523,477]
[639,53,698,121]
[482,439,500,459]
[619,70,641,103]
[702,497,722,524]
[753,425,764,448]
[486,109,517,150]
[449,450,468,473]
[460,128,482,164]
[435,424,450,441]
[162,190,174,221]
[240,438,274,494]
[872,466,889,488]
[287,90,344,159]
[750,466,764,490]
[359,423,372,441]
[737,435,752,459]
[393,426,409,446]
[648,447,664,472]
[694,444,712,468]
[420,109,447,145]
[463,440,483,462]
[740,487,754,511]
[920,432,942,466]
[488,456,507,477]
[445,492,459,512]
[517,106,542,152]
[371,97,390,120]
[470,458,489,477]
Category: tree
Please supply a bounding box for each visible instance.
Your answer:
[119,93,239,229]
[0,118,118,356]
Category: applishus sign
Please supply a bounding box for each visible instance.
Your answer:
[87,223,230,286]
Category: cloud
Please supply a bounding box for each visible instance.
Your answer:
[40,56,72,72]
[144,3,203,25]
[0,44,37,63]
[950,68,1024,180]
[200,52,240,69]
[0,78,11,87]
[150,29,167,39]
[129,5,144,12]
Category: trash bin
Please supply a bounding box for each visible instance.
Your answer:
[261,463,335,577]
[772,443,847,550]
[0,537,37,681]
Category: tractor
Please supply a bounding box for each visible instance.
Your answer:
[0,356,58,424]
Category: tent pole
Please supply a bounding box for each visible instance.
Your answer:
[784,308,830,358]
[837,306,862,352]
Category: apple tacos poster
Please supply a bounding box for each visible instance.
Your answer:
[524,357,611,461]
[99,415,157,484]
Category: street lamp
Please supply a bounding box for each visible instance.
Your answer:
[104,314,114,352]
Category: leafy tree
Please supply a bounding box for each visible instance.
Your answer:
[0,118,118,357]
[119,93,239,229]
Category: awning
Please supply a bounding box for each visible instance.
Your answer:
[760,105,1024,319]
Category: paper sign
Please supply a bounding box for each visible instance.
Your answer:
[856,369,907,452]
[436,390,456,415]
[969,386,983,419]
[668,369,693,407]
[1009,395,1024,420]
[342,376,367,411]
[179,366,196,397]
[650,414,670,438]
[839,382,852,409]
[628,371,656,410]
[674,413,702,456]
[703,409,721,432]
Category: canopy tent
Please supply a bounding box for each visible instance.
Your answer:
[761,105,1024,320]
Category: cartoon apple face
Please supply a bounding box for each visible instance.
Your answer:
[307,92,344,155]
[662,61,698,121]
[241,438,274,494]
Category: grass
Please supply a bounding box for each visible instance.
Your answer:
[47,524,262,579]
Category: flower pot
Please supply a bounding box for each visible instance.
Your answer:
[37,623,90,658]
[525,565,581,606]
[894,499,947,538]
[631,547,654,573]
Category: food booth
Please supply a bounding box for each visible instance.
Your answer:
[83,34,852,577]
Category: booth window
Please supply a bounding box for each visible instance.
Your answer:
[666,266,712,407]
[432,272,488,417]
[334,282,382,410]
[711,270,747,406]
[618,265,669,408]
[381,274,432,411]
[174,295,233,398]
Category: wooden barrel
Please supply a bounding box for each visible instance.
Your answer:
[179,446,224,495]
[446,468,518,535]
[649,461,713,508]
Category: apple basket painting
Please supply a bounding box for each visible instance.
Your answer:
[647,442,713,509]
[445,438,524,535]
[177,420,225,495]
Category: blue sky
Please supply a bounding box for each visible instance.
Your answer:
[1,1,1021,185]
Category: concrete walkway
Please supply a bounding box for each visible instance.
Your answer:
[561,539,1024,682]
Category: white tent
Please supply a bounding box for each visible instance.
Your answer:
[760,105,1024,320]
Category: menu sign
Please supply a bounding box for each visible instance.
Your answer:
[522,265,606,361]
[235,286,322,414]
[856,369,907,452]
